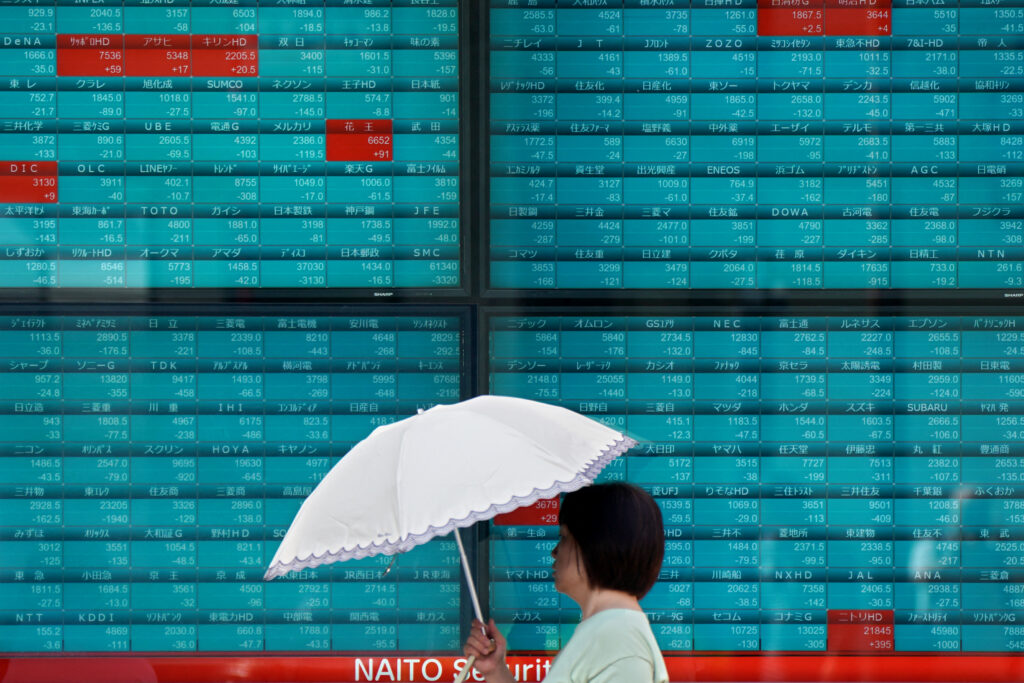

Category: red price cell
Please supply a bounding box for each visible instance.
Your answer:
[828,624,895,652]
[826,7,891,35]
[494,498,560,526]
[0,162,58,203]
[759,8,824,35]
[56,34,124,77]
[326,121,394,162]
[326,134,393,162]
[192,35,258,77]
[827,610,895,652]
[125,35,190,77]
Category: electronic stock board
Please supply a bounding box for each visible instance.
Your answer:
[489,0,1023,290]
[0,309,469,654]
[488,312,1024,654]
[0,1,460,289]
[2,1,1024,681]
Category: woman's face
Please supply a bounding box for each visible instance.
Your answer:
[551,525,587,599]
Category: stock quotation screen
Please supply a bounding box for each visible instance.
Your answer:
[490,314,1024,653]
[0,1,460,288]
[0,312,466,653]
[489,1,1024,290]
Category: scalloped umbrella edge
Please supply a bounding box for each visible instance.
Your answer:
[261,395,637,683]
[262,434,634,580]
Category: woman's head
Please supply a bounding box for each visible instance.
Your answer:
[556,482,664,599]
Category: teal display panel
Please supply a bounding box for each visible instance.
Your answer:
[488,1,1024,290]
[0,1,460,289]
[0,310,467,652]
[488,313,1024,652]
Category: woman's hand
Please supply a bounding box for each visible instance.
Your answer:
[463,618,513,681]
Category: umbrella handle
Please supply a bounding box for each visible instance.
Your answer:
[454,655,476,683]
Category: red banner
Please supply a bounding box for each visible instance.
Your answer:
[3,655,1024,683]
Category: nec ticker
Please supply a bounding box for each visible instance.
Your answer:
[0,1,460,288]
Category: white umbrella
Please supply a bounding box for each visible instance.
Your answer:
[264,394,635,681]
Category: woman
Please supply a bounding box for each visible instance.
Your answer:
[463,482,669,683]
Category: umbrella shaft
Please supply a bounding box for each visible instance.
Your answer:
[453,529,484,683]
[454,526,485,624]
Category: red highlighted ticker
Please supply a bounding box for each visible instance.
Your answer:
[758,0,891,36]
[827,7,892,36]
[326,119,393,162]
[125,35,191,77]
[191,34,258,77]
[0,162,58,203]
[56,34,124,77]
[56,35,258,78]
[494,497,560,526]
[828,610,895,652]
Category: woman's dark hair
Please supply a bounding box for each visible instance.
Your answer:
[558,482,664,599]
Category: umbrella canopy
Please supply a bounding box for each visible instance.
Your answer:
[265,394,635,579]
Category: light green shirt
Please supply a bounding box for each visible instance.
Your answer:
[544,609,669,683]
